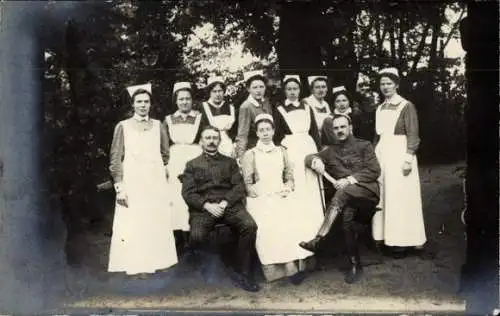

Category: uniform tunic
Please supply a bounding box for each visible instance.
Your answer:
[181,152,257,276]
[164,110,203,231]
[108,115,178,274]
[371,94,426,247]
[355,92,379,142]
[200,101,237,157]
[234,95,273,160]
[305,135,381,199]
[242,142,318,281]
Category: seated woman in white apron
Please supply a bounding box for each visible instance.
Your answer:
[242,113,316,285]
[108,83,178,277]
[302,75,332,148]
[200,76,237,157]
[164,81,203,247]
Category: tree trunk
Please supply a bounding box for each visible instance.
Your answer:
[389,17,396,62]
[398,14,406,71]
[408,22,432,76]
[427,8,441,91]
[277,1,324,92]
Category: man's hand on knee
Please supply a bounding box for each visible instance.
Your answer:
[203,202,225,218]
[334,178,350,190]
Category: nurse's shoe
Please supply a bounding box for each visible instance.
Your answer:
[289,271,307,285]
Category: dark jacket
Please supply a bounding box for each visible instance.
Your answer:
[305,135,381,197]
[182,152,246,213]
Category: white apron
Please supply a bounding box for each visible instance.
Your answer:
[246,148,314,265]
[306,96,331,132]
[165,114,203,231]
[372,102,426,247]
[108,120,178,274]
[277,105,324,235]
[202,102,235,157]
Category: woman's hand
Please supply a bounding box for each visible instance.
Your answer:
[247,185,258,198]
[116,191,129,208]
[278,187,291,198]
[402,161,412,176]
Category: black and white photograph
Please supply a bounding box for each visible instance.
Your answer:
[0,1,498,315]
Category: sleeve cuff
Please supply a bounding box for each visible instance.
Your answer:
[404,153,414,163]
[347,176,358,184]
[114,182,124,193]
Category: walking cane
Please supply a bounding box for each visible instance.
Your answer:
[318,171,338,214]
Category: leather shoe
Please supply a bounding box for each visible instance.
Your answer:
[345,256,363,284]
[299,236,322,252]
[230,272,260,292]
[289,271,306,285]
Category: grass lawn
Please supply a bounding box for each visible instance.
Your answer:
[59,162,466,313]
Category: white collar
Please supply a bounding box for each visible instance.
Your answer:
[285,99,301,107]
[306,95,328,109]
[334,107,352,115]
[255,140,276,153]
[384,94,404,106]
[173,110,197,118]
[208,100,225,109]
[133,113,149,122]
[247,95,263,107]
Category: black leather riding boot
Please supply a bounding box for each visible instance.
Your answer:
[299,205,341,252]
[344,227,363,284]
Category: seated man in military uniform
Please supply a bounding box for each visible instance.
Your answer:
[299,114,381,284]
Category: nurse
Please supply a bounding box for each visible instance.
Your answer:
[200,76,237,157]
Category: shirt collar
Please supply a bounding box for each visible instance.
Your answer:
[334,107,352,115]
[285,99,301,107]
[384,94,404,106]
[203,151,221,159]
[255,140,277,153]
[208,100,225,109]
[133,113,149,122]
[247,95,263,107]
[173,110,197,118]
[332,134,355,146]
[307,95,328,109]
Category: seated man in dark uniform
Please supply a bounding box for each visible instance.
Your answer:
[182,125,259,292]
[299,114,381,284]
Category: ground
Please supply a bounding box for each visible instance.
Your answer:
[59,162,466,313]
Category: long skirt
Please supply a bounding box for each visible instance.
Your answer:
[247,192,316,281]
[108,160,178,274]
[281,133,324,238]
[372,134,426,247]
[167,143,202,231]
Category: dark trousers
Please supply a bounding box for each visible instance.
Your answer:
[325,184,379,257]
[189,203,257,277]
